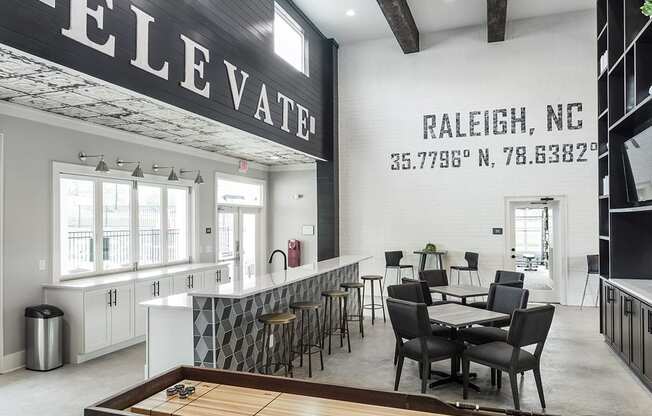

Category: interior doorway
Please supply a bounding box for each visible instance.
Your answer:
[217,207,260,289]
[505,197,567,303]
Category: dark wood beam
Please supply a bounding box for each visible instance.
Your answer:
[487,0,508,43]
[376,0,419,54]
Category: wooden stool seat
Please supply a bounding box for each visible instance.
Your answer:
[289,301,321,310]
[258,312,296,325]
[361,275,383,281]
[340,281,364,289]
[321,290,348,298]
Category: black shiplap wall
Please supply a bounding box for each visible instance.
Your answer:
[0,0,340,260]
[0,0,331,160]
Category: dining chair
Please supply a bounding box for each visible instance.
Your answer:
[468,271,525,309]
[419,269,454,303]
[462,305,555,411]
[580,254,600,309]
[450,252,481,286]
[459,284,529,345]
[387,298,461,394]
[401,277,435,306]
[388,283,450,365]
[385,251,415,286]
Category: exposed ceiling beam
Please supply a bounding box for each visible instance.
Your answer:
[376,0,419,54]
[487,0,508,43]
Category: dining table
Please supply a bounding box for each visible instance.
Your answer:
[429,285,489,305]
[427,303,509,391]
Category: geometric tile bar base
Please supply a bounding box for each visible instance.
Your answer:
[193,262,362,373]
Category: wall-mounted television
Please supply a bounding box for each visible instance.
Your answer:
[623,125,652,204]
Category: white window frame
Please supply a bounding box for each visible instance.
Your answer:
[215,173,265,208]
[274,2,309,76]
[52,162,196,282]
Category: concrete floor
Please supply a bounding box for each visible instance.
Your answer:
[1,306,650,415]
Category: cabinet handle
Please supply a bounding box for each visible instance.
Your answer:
[113,289,118,306]
[216,269,221,283]
[108,289,113,307]
[156,281,160,296]
[623,298,632,316]
[191,274,194,289]
[153,281,157,297]
[607,287,615,303]
[648,310,652,334]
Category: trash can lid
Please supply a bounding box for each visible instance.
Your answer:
[25,305,64,319]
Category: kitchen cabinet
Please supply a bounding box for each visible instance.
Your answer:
[601,280,652,391]
[643,305,652,384]
[44,263,221,364]
[135,278,171,337]
[84,288,111,353]
[84,284,133,353]
[172,273,200,293]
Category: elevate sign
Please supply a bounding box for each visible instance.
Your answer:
[24,0,319,144]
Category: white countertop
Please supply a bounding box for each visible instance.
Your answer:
[43,263,222,290]
[141,293,194,310]
[190,255,371,299]
[607,279,652,305]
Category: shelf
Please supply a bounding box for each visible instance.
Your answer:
[609,93,652,134]
[611,205,652,213]
[598,23,608,40]
[600,235,610,241]
[599,108,609,119]
[598,151,609,159]
[599,195,609,200]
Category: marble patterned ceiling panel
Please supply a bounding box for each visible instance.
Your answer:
[0,45,316,166]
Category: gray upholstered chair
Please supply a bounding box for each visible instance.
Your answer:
[462,305,555,411]
[468,270,525,309]
[419,269,456,304]
[387,298,461,393]
[388,283,450,365]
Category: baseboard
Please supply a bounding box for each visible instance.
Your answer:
[0,350,25,374]
[76,336,145,364]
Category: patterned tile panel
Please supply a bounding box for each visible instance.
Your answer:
[0,44,317,166]
[193,264,361,373]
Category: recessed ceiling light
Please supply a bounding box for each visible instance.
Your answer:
[345,9,356,17]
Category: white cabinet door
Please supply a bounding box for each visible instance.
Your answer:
[172,274,192,294]
[134,280,157,337]
[84,288,111,353]
[110,284,134,344]
[157,277,171,297]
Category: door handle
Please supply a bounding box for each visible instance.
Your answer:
[113,289,118,307]
[108,289,113,307]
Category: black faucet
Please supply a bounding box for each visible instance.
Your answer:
[268,249,287,271]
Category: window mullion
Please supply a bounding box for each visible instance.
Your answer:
[161,186,168,265]
[132,180,139,270]
[95,178,103,274]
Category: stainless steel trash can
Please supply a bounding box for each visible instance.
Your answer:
[25,305,63,371]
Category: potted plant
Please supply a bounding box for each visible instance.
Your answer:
[643,0,652,17]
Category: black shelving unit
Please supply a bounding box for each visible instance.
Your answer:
[599,0,652,280]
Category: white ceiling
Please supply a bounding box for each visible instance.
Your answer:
[0,45,316,166]
[293,0,595,44]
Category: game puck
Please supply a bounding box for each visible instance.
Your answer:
[166,388,177,396]
[175,384,185,391]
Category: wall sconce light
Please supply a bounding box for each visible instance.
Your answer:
[152,164,179,181]
[116,158,145,178]
[79,152,109,173]
[180,169,205,185]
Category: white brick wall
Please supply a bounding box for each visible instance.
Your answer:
[338,11,598,305]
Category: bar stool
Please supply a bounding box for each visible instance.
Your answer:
[340,281,364,338]
[361,275,386,325]
[289,301,324,378]
[451,252,481,286]
[321,290,351,355]
[258,311,296,377]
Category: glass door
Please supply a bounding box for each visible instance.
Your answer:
[217,207,260,286]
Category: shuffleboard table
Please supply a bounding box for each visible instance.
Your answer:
[84,366,475,416]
